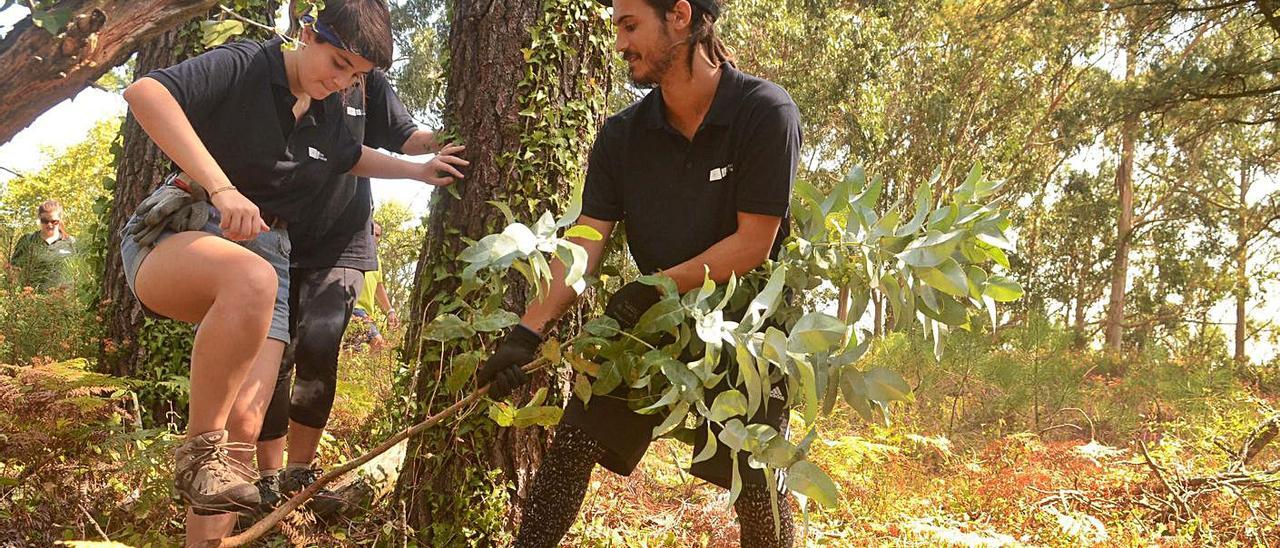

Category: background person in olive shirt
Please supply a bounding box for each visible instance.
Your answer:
[9,199,76,290]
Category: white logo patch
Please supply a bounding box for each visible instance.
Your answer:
[709,164,733,182]
[308,147,328,161]
[346,106,365,117]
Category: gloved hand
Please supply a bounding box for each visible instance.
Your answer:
[128,183,213,247]
[604,281,662,330]
[477,324,542,400]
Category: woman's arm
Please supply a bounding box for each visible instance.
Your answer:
[123,77,267,240]
[349,145,469,187]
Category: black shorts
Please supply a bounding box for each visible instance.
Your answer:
[561,358,789,490]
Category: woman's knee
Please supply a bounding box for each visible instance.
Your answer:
[218,255,278,313]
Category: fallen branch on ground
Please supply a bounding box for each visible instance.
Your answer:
[218,358,550,547]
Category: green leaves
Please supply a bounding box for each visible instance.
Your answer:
[423,314,475,342]
[708,390,748,422]
[917,258,969,297]
[983,275,1024,302]
[200,20,246,48]
[787,312,846,354]
[786,461,839,507]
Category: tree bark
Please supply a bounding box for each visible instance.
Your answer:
[1103,33,1139,352]
[0,0,219,145]
[1235,158,1251,363]
[399,0,608,539]
[99,28,189,376]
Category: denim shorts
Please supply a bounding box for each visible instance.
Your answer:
[119,184,291,343]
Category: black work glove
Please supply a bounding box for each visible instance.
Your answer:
[477,324,542,400]
[604,281,663,330]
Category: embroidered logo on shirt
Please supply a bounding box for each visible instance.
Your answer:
[308,147,328,161]
[346,106,365,117]
[709,164,733,182]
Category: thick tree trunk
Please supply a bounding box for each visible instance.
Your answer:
[399,0,608,539]
[99,29,189,376]
[1235,158,1251,363]
[1103,38,1138,352]
[0,0,219,145]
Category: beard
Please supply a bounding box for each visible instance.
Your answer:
[627,25,680,88]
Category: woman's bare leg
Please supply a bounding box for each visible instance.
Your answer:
[135,232,278,437]
[186,338,286,544]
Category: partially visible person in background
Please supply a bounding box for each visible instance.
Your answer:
[9,199,76,290]
[351,221,398,351]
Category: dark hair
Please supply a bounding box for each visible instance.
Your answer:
[315,0,393,70]
[643,0,733,71]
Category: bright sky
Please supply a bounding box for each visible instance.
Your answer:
[0,5,436,218]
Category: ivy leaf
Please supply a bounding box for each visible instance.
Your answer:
[423,314,475,342]
[472,310,519,332]
[786,460,839,508]
[200,20,246,48]
[32,8,71,34]
[445,352,481,394]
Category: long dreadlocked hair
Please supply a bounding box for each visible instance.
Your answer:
[643,0,734,71]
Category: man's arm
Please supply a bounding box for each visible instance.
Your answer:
[659,212,782,293]
[519,215,616,335]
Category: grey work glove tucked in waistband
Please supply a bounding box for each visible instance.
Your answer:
[127,175,212,248]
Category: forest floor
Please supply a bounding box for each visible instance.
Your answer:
[2,341,1278,547]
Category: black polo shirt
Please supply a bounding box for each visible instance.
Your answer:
[145,37,363,224]
[288,70,417,271]
[581,64,802,275]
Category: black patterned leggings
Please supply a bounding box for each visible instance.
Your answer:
[514,424,795,547]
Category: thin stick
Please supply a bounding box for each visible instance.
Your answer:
[220,358,549,547]
[79,504,110,542]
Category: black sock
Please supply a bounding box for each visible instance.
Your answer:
[514,424,605,548]
[735,483,795,548]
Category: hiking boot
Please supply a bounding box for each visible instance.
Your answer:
[173,430,260,515]
[280,464,347,520]
[235,472,283,531]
